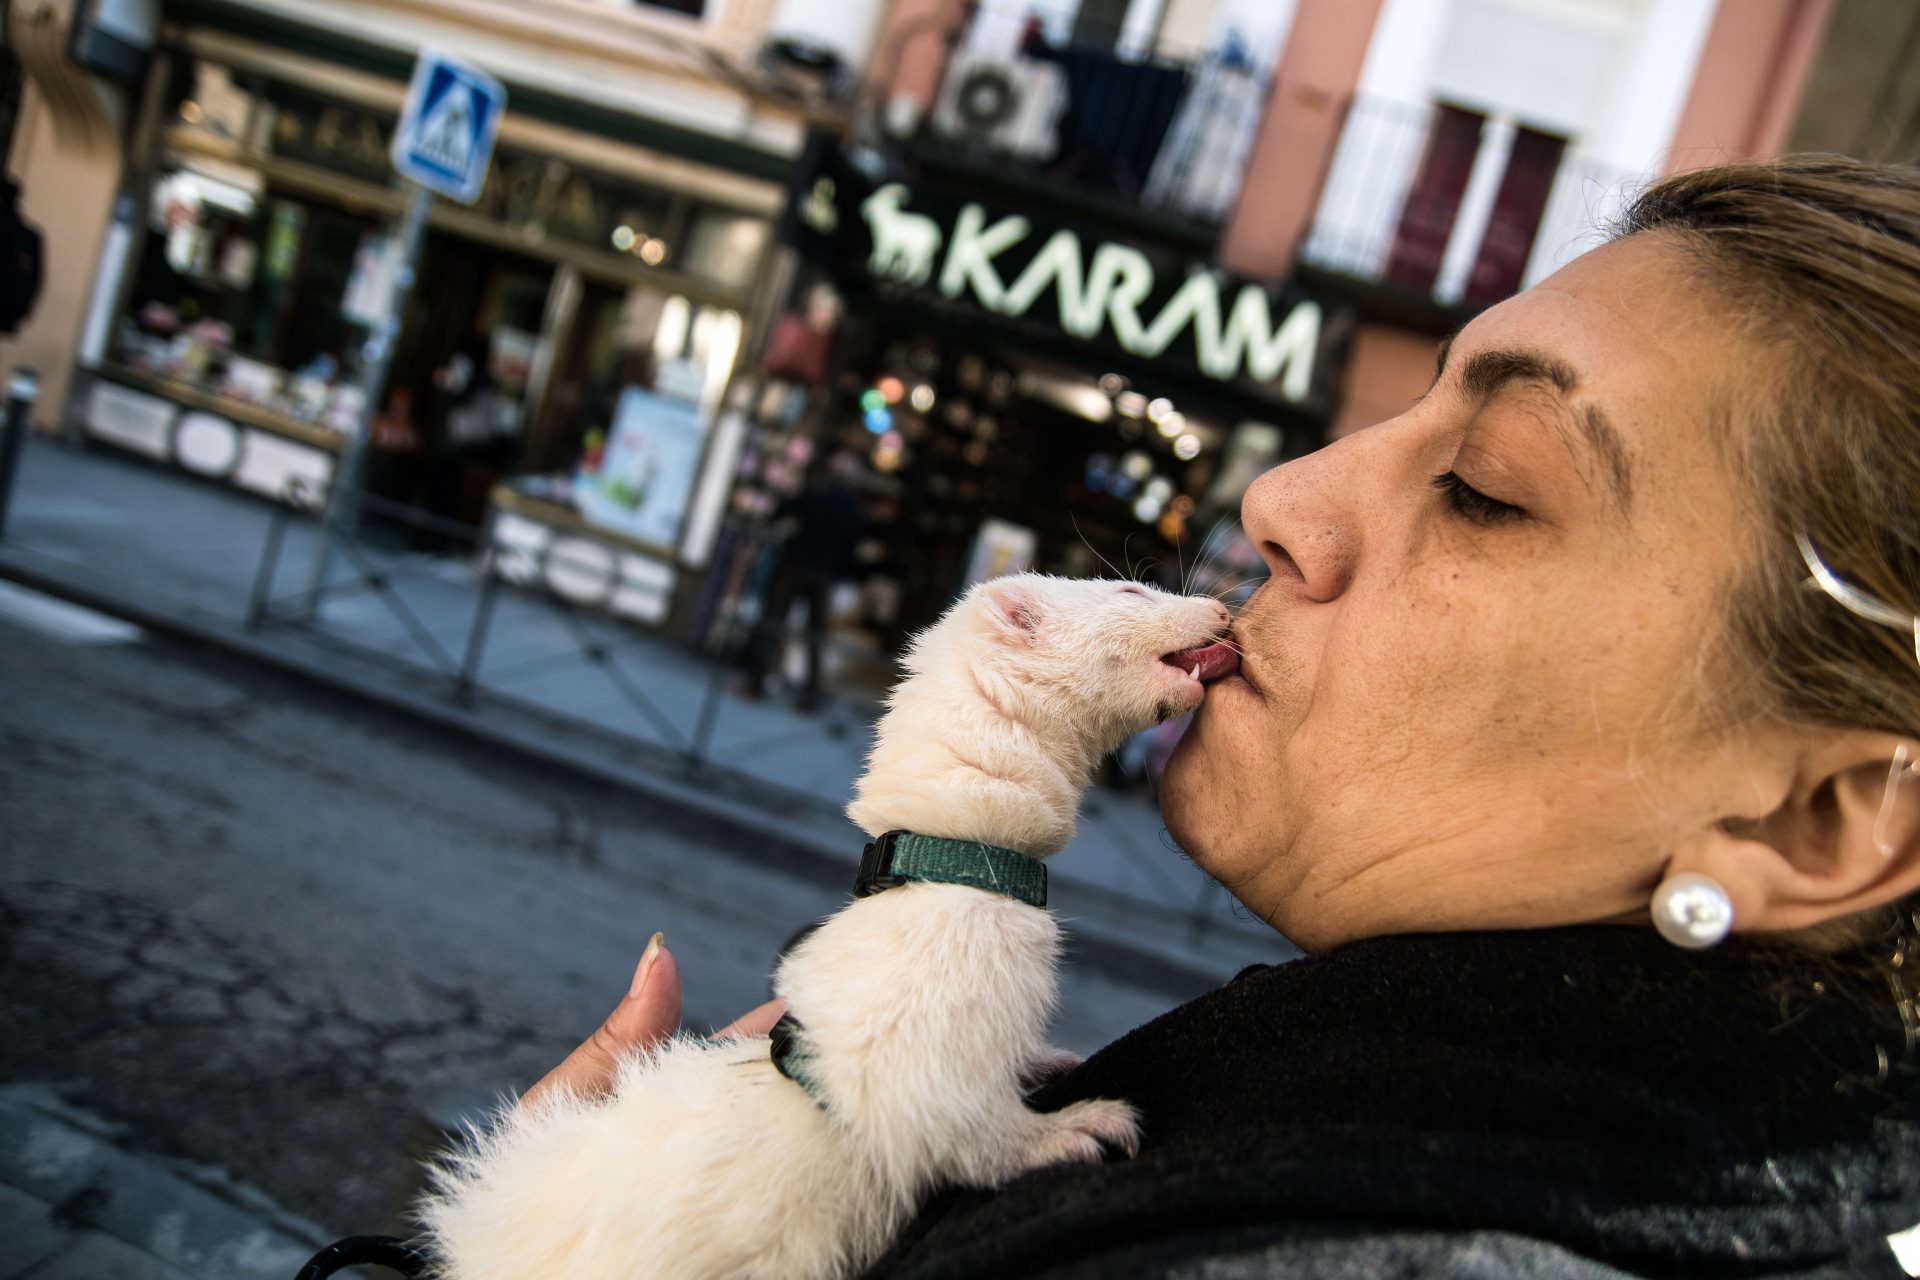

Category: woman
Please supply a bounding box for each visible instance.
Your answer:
[531,157,1920,1276]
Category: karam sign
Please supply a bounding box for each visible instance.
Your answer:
[810,173,1332,408]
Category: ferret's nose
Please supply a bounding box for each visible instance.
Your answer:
[1210,599,1230,627]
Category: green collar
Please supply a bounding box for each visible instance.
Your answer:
[855,830,1049,908]
[774,833,1049,1107]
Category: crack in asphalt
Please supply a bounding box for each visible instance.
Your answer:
[3,878,546,1082]
[0,878,561,1233]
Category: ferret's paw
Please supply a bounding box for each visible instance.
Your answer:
[1019,1048,1083,1091]
[1016,1097,1140,1170]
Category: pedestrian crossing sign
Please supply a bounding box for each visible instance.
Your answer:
[391,49,505,205]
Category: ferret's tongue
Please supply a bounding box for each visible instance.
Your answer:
[1162,640,1240,683]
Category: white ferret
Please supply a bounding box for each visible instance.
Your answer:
[421,573,1240,1280]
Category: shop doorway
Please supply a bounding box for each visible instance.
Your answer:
[524,279,659,479]
[369,235,553,529]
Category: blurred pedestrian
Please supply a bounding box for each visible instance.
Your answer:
[739,449,868,711]
[428,335,500,532]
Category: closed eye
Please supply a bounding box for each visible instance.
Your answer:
[1118,584,1146,596]
[1432,471,1528,525]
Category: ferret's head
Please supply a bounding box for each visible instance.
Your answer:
[917,573,1238,755]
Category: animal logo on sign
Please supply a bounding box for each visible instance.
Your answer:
[862,185,943,286]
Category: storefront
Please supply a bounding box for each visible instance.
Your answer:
[78,38,788,626]
[693,138,1348,652]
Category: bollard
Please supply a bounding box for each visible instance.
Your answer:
[0,367,37,542]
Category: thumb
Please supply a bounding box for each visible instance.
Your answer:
[521,933,682,1111]
[601,932,684,1050]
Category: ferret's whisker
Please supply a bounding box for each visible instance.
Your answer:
[1071,512,1127,583]
[1203,575,1266,601]
[1191,518,1241,591]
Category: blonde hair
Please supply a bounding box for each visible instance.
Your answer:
[1616,157,1920,980]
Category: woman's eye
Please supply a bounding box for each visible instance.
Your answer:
[1431,471,1528,525]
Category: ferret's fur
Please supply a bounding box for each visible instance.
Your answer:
[420,574,1232,1280]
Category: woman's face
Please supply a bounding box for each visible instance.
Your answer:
[1162,232,1777,952]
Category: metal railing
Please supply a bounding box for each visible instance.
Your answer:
[244,482,888,814]
[0,434,1276,945]
[910,5,1271,225]
[1300,94,1634,311]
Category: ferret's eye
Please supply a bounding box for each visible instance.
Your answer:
[1117,585,1146,597]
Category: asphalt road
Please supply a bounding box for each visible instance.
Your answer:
[0,584,1193,1236]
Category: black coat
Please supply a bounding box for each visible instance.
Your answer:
[861,927,1920,1278]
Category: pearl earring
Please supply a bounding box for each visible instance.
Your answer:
[1651,872,1734,949]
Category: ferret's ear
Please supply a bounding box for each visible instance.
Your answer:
[981,578,1042,646]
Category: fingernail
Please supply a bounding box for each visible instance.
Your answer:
[629,931,665,998]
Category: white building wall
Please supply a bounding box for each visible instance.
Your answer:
[1201,0,1300,63]
[1430,0,1628,135]
[1519,0,1718,284]
[1354,0,1455,107]
[1306,0,1720,292]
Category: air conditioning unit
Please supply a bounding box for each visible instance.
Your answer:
[930,53,1066,161]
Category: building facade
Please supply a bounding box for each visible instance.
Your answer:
[3,0,1852,682]
[1787,0,1919,164]
[692,0,1839,655]
[9,0,883,624]
[1236,0,1835,440]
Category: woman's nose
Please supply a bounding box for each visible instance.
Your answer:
[1240,437,1367,603]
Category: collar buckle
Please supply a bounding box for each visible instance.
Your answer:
[855,830,908,897]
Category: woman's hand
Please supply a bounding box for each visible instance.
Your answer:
[520,934,787,1111]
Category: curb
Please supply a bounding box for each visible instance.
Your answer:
[0,554,1245,998]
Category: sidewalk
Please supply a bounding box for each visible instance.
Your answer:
[0,1084,325,1280]
[0,433,1296,982]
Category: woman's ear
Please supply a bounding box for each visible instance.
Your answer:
[1679,735,1920,935]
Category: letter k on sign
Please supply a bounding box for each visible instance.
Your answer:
[940,204,1030,313]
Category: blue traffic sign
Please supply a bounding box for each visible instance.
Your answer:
[391,49,505,205]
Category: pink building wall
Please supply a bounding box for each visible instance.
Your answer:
[1664,0,1837,172]
[1217,0,1387,282]
[864,0,970,125]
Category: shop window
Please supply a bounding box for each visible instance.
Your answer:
[112,162,384,435]
[509,278,741,550]
[528,282,741,468]
[169,60,257,143]
[679,205,771,291]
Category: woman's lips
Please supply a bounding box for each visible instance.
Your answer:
[1160,640,1241,683]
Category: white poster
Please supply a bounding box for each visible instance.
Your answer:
[962,518,1038,589]
[574,386,708,549]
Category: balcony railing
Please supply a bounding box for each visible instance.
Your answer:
[1301,94,1634,313]
[908,5,1272,228]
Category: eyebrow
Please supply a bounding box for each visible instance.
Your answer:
[1433,337,1635,514]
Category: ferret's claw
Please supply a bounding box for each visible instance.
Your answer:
[1013,1098,1141,1172]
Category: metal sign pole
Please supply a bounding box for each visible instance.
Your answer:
[302,182,435,615]
[0,368,39,542]
[300,46,501,618]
